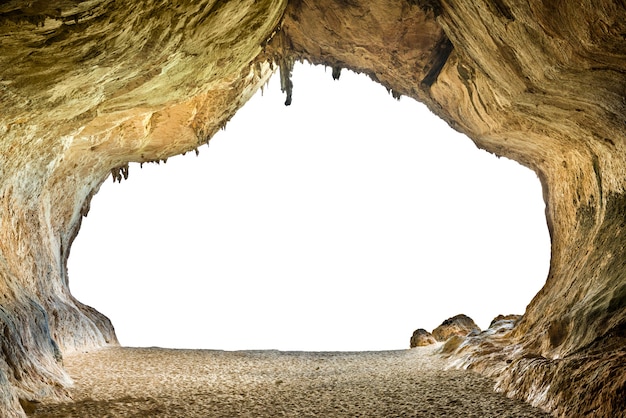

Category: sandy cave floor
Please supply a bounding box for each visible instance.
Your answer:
[30,345,550,417]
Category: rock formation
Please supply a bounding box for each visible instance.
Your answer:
[489,314,521,329]
[410,328,437,347]
[0,0,624,417]
[432,314,481,341]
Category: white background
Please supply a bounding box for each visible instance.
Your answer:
[69,64,551,351]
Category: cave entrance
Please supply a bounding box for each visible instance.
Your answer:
[68,64,551,352]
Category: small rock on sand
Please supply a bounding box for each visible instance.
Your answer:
[410,328,437,347]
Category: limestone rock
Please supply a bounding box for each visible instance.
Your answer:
[0,0,625,417]
[410,328,437,347]
[489,314,521,329]
[432,314,481,341]
[440,335,465,355]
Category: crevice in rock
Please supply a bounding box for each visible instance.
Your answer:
[420,35,453,88]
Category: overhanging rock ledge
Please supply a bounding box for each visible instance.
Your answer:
[0,1,624,416]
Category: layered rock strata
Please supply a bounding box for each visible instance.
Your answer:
[0,1,286,416]
[489,314,521,329]
[0,1,624,417]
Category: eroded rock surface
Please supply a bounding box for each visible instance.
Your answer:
[0,0,625,417]
[489,315,521,329]
[410,328,437,347]
[432,314,481,341]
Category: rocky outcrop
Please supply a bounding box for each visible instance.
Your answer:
[489,314,521,329]
[410,329,437,347]
[0,0,625,417]
[432,314,481,341]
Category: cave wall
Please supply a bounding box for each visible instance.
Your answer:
[0,1,286,415]
[0,0,624,416]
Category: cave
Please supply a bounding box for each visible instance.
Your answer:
[68,63,550,351]
[0,1,624,417]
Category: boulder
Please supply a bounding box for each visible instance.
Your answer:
[410,329,437,348]
[432,314,480,342]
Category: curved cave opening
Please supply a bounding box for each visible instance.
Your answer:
[67,63,551,351]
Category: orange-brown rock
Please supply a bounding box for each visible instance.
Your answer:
[0,1,625,417]
[432,314,480,341]
[410,328,437,347]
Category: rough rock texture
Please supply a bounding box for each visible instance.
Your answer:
[0,0,625,417]
[489,314,522,329]
[432,314,481,341]
[0,1,285,416]
[410,328,437,347]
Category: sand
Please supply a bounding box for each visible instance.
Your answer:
[30,345,550,417]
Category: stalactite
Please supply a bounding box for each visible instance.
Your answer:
[332,66,342,80]
[110,164,129,183]
[278,55,294,106]
[385,87,402,100]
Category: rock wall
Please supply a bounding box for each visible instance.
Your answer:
[0,0,624,416]
[272,2,626,415]
[0,1,286,416]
